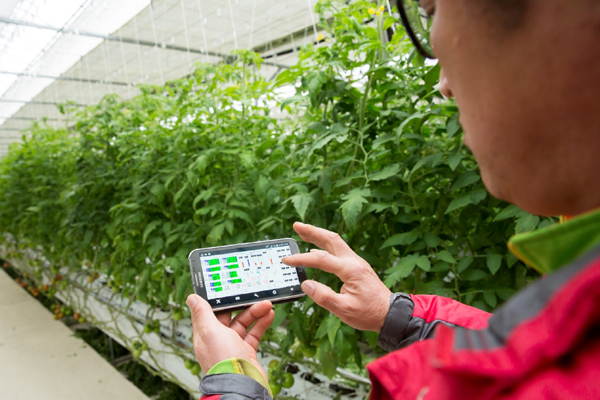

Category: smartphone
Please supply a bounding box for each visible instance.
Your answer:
[188,238,307,312]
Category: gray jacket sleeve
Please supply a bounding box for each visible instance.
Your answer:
[200,373,272,400]
[377,292,452,352]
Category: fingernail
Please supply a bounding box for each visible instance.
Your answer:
[302,280,315,295]
[186,294,198,309]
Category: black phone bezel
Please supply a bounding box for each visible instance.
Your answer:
[188,238,307,312]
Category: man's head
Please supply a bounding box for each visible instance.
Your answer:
[432,0,600,216]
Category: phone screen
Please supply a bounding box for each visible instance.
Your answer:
[189,240,305,309]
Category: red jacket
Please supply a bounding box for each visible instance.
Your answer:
[368,246,600,400]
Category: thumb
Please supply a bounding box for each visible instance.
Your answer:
[187,294,218,335]
[301,280,343,316]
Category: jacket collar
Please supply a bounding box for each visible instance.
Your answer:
[508,208,600,274]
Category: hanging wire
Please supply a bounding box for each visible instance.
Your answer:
[385,0,396,34]
[117,30,132,98]
[84,55,94,107]
[227,0,239,49]
[77,53,86,107]
[306,0,319,42]
[248,0,256,49]
[179,0,193,70]
[0,0,90,126]
[132,15,147,83]
[195,0,211,63]
[148,3,165,83]
[100,40,110,85]
[284,0,297,57]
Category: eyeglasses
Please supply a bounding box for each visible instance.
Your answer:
[397,0,435,59]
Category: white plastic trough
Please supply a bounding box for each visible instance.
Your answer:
[1,243,370,400]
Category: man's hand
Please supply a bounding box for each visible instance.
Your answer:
[282,222,392,332]
[187,294,275,380]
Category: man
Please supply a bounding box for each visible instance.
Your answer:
[186,0,600,398]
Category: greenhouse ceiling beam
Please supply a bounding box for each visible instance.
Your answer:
[0,99,89,107]
[0,70,130,86]
[0,16,288,70]
[0,116,64,121]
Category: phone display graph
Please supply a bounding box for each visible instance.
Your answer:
[199,243,299,300]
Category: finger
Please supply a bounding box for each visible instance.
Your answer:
[244,309,275,352]
[301,280,346,317]
[229,301,273,338]
[187,294,220,337]
[292,222,356,258]
[216,311,232,327]
[283,249,352,281]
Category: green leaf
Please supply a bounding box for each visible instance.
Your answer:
[437,250,456,264]
[447,152,464,171]
[496,288,516,301]
[451,172,480,191]
[380,230,420,249]
[372,133,395,150]
[397,112,426,136]
[430,262,450,272]
[224,219,234,235]
[288,308,308,343]
[494,204,528,221]
[457,256,474,273]
[321,351,338,379]
[280,94,305,110]
[462,269,488,281]
[370,163,400,181]
[193,186,216,209]
[207,223,225,244]
[424,232,440,247]
[147,237,164,259]
[483,291,497,308]
[173,182,188,204]
[229,209,253,224]
[143,220,162,244]
[423,63,441,93]
[175,273,190,304]
[446,115,461,138]
[363,202,393,214]
[515,214,540,234]
[327,317,341,347]
[383,16,396,30]
[290,193,312,221]
[316,316,331,339]
[271,303,291,330]
[445,189,487,214]
[486,252,503,275]
[411,153,443,175]
[416,255,431,271]
[340,188,370,228]
[384,254,420,287]
[330,123,349,136]
[506,252,519,268]
[401,133,425,142]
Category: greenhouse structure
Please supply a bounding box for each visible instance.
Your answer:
[0,0,580,399]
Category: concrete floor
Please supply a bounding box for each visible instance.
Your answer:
[0,269,151,400]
